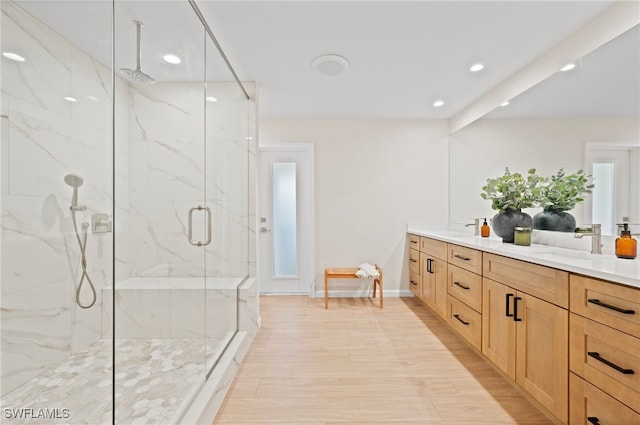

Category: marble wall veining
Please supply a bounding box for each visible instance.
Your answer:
[1,1,257,415]
[1,1,118,395]
[127,82,252,279]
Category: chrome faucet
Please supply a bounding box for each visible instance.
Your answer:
[465,218,480,236]
[574,224,602,255]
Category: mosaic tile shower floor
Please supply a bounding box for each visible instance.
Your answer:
[1,338,221,425]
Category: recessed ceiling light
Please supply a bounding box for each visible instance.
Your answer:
[206,96,218,102]
[163,54,181,64]
[312,54,349,77]
[64,96,77,102]
[245,136,254,141]
[470,63,484,72]
[2,51,26,62]
[500,101,510,107]
[86,95,100,102]
[433,100,444,108]
[560,63,576,72]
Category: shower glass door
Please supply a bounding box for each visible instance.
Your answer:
[112,2,210,423]
[2,0,250,422]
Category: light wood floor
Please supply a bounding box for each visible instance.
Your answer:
[213,296,555,425]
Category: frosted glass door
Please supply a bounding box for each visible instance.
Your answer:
[272,163,297,277]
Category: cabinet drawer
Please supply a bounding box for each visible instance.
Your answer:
[483,253,569,308]
[570,274,640,338]
[408,233,420,249]
[570,313,640,412]
[447,295,482,350]
[409,248,420,273]
[448,264,482,312]
[570,373,640,425]
[448,244,482,274]
[419,237,447,260]
[409,269,420,296]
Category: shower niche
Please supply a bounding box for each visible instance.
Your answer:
[0,1,257,423]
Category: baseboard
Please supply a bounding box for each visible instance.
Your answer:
[313,289,414,298]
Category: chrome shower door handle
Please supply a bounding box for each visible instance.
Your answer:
[188,205,212,247]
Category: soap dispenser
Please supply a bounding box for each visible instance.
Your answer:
[481,218,490,238]
[615,223,637,259]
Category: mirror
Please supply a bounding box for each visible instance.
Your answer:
[449,24,640,236]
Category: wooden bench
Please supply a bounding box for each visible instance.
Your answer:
[323,265,383,309]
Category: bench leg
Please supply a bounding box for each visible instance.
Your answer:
[324,271,328,309]
[377,278,383,308]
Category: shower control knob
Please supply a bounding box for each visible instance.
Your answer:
[92,213,113,234]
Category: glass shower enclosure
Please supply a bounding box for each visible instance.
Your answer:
[1,1,255,423]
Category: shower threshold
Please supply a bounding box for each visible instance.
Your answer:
[0,337,231,425]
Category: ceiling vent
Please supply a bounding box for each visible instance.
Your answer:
[312,54,349,77]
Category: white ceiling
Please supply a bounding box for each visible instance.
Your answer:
[14,0,639,120]
[197,0,637,119]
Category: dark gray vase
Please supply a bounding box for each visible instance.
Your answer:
[533,209,576,232]
[492,209,532,243]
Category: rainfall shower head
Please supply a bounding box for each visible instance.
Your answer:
[64,174,84,210]
[119,20,155,84]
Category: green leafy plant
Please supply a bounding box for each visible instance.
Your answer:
[538,168,594,211]
[480,168,544,213]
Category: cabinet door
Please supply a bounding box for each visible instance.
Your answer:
[421,254,447,318]
[570,373,640,425]
[515,292,568,423]
[482,278,516,379]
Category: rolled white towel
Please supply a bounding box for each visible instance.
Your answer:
[355,269,369,278]
[357,263,380,278]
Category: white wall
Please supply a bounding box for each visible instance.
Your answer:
[450,117,640,226]
[260,118,449,295]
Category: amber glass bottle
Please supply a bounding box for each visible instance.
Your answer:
[481,218,490,238]
[615,223,637,259]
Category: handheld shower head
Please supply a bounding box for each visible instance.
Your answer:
[64,174,84,210]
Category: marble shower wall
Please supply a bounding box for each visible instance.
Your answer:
[128,82,254,279]
[1,0,256,399]
[0,1,128,395]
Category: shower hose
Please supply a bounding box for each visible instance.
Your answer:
[71,211,96,309]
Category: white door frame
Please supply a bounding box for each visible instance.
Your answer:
[258,143,315,295]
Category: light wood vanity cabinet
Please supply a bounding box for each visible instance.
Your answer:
[446,245,483,351]
[569,274,640,421]
[482,253,569,423]
[569,373,640,425]
[408,246,420,297]
[406,233,640,424]
[419,237,448,318]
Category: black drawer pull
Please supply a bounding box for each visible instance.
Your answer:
[513,296,522,322]
[410,240,418,244]
[410,280,417,286]
[453,314,469,325]
[410,259,417,263]
[587,417,600,425]
[506,293,514,317]
[454,281,470,290]
[426,258,434,274]
[587,352,634,375]
[453,254,471,261]
[588,299,635,315]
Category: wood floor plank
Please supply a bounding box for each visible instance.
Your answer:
[212,296,554,424]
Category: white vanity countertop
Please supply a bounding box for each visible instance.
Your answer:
[407,223,640,289]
